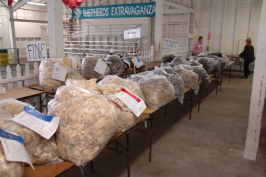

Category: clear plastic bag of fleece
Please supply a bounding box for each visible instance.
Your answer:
[138,75,175,109]
[97,75,145,132]
[0,99,61,165]
[48,84,119,166]
[162,54,175,63]
[173,64,200,94]
[170,56,190,66]
[39,58,84,89]
[0,141,24,177]
[154,67,185,104]
[105,55,125,75]
[192,66,211,83]
[82,56,111,80]
[197,57,220,74]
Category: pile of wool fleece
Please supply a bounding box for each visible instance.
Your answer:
[39,58,83,88]
[48,84,119,166]
[0,99,61,165]
[0,142,24,177]
[105,55,125,75]
[138,75,175,109]
[82,56,111,80]
[97,75,145,132]
[173,65,200,93]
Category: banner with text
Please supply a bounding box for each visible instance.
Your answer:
[72,2,156,19]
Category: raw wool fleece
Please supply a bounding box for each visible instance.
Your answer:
[105,55,125,75]
[0,142,24,177]
[0,99,61,165]
[97,76,145,132]
[82,56,111,80]
[48,85,119,166]
[162,54,175,63]
[66,79,101,94]
[174,65,200,93]
[153,67,185,104]
[170,56,190,66]
[138,75,175,109]
[39,58,83,88]
[197,57,220,74]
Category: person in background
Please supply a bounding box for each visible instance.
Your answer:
[192,36,203,55]
[239,38,255,79]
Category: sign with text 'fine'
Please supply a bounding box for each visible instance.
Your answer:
[73,2,156,19]
[122,27,142,40]
[163,38,178,49]
[26,41,46,61]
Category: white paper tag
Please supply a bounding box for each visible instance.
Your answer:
[12,107,60,140]
[123,57,131,68]
[51,63,67,81]
[117,88,146,117]
[0,130,34,169]
[132,56,144,69]
[0,86,6,94]
[94,60,107,74]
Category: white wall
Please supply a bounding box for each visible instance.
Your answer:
[198,0,262,55]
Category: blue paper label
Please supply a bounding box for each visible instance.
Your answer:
[24,106,53,122]
[136,55,141,62]
[123,57,130,63]
[0,128,25,143]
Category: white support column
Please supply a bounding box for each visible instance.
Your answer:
[47,0,64,58]
[154,0,163,61]
[7,5,17,48]
[243,0,266,161]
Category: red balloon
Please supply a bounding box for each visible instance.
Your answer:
[62,0,84,9]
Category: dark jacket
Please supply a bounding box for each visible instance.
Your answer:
[239,45,255,62]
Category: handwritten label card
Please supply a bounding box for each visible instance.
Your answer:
[51,63,68,81]
[94,60,107,74]
[117,88,146,117]
[12,106,60,140]
[132,55,144,69]
[0,129,34,169]
[26,41,46,61]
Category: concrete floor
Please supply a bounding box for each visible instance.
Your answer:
[65,71,266,177]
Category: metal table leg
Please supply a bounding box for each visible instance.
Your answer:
[229,64,232,82]
[198,83,202,113]
[164,107,167,116]
[220,71,223,91]
[216,74,219,95]
[91,161,94,173]
[127,134,130,177]
[39,94,42,113]
[189,90,193,120]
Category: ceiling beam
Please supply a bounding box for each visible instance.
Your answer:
[164,0,195,13]
[0,0,8,10]
[164,9,188,14]
[9,18,48,23]
[13,0,30,12]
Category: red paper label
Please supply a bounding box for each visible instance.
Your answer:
[121,88,141,103]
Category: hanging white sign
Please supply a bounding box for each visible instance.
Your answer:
[122,27,142,40]
[72,29,88,38]
[163,38,178,49]
[26,41,47,61]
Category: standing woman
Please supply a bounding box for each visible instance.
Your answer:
[239,38,255,79]
[192,36,203,55]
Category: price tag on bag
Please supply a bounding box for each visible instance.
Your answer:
[94,59,107,74]
[12,106,60,140]
[132,55,144,69]
[0,86,6,94]
[123,57,131,68]
[51,63,67,81]
[0,129,34,169]
[117,88,146,117]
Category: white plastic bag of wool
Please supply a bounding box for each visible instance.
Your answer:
[105,55,125,75]
[130,71,155,82]
[48,85,119,166]
[97,75,145,132]
[154,67,185,104]
[173,65,200,94]
[161,62,175,68]
[39,58,84,88]
[197,57,220,75]
[137,74,175,109]
[192,66,211,83]
[170,56,190,66]
[0,99,61,165]
[208,55,228,71]
[66,79,101,94]
[82,56,111,80]
[0,141,24,177]
[129,57,148,71]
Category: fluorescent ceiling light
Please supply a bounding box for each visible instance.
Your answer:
[13,0,46,6]
[27,2,46,6]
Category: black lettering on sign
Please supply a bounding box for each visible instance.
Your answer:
[26,42,46,60]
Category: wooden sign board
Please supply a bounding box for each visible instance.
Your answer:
[122,27,142,40]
